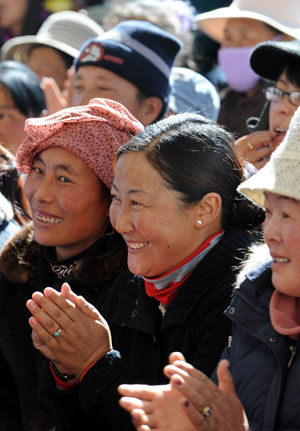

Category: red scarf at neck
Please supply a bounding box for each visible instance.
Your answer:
[144,230,224,306]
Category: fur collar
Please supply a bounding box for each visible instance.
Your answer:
[0,223,127,284]
[235,242,271,288]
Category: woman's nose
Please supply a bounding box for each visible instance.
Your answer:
[110,205,134,235]
[264,215,281,244]
[34,178,55,203]
[74,89,94,107]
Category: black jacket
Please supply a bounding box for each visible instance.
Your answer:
[218,260,300,431]
[0,224,127,431]
[45,228,255,431]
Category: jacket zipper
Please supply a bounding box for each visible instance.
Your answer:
[288,344,296,368]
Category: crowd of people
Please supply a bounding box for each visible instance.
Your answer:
[0,0,300,430]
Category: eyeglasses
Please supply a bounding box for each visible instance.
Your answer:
[264,86,300,107]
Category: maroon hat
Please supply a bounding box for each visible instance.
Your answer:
[16,98,144,189]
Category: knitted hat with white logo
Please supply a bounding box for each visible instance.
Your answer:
[75,20,182,119]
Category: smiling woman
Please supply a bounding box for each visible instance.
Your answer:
[117,106,300,431]
[0,97,143,430]
[26,112,265,430]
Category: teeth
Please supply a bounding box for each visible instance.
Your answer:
[274,258,289,263]
[36,214,63,224]
[128,242,148,250]
[275,128,285,134]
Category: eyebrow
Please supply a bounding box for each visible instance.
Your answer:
[111,183,152,196]
[75,75,105,82]
[277,77,288,85]
[264,192,298,204]
[34,155,76,174]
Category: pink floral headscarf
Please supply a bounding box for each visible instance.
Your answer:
[16,98,144,189]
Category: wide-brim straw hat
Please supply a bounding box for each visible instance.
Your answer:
[250,39,300,82]
[195,0,300,43]
[1,10,104,62]
[238,106,300,208]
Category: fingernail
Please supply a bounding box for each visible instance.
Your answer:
[26,300,35,310]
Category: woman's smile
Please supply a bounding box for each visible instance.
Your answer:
[126,240,149,251]
[34,209,63,225]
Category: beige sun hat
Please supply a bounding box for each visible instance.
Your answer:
[195,0,300,43]
[238,106,300,208]
[1,10,103,62]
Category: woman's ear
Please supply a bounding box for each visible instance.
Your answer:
[194,192,222,229]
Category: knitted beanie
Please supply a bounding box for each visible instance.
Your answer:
[74,20,183,117]
[16,98,143,189]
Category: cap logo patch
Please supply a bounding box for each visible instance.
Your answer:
[79,42,104,62]
[79,41,124,65]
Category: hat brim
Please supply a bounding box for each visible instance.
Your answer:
[1,35,79,62]
[250,39,300,81]
[238,156,300,208]
[195,8,300,43]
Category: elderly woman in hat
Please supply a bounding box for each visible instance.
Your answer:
[195,0,300,138]
[118,106,300,431]
[235,38,300,170]
[27,112,263,430]
[0,98,142,431]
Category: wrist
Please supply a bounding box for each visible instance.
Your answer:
[50,361,79,390]
[80,349,112,382]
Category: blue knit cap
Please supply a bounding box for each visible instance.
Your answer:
[74,20,182,118]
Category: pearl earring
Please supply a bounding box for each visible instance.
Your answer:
[197,219,202,226]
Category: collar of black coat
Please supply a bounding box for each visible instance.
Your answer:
[0,223,127,284]
[109,228,255,333]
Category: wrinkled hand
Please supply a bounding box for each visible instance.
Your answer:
[235,131,273,170]
[164,356,248,431]
[26,283,112,377]
[118,353,248,431]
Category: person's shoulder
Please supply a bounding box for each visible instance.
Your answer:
[0,223,40,283]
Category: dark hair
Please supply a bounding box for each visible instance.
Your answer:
[0,61,46,117]
[21,0,48,36]
[117,113,264,230]
[262,23,282,36]
[277,55,300,88]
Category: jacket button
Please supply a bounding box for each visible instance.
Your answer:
[269,336,277,343]
[228,307,235,314]
[131,309,138,319]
